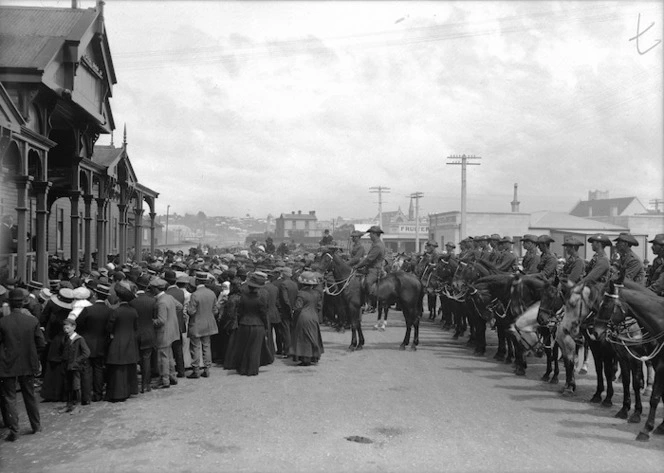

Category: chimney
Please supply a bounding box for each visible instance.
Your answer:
[298,210,301,215]
[511,183,520,212]
[309,211,315,215]
[71,0,79,8]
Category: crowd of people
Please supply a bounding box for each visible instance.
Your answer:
[0,247,330,442]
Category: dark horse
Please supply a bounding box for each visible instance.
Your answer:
[594,280,664,441]
[319,250,423,351]
[435,257,465,332]
[453,260,512,357]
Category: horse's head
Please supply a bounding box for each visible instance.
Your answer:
[466,284,493,321]
[537,280,563,326]
[453,261,486,292]
[562,282,601,338]
[592,280,625,341]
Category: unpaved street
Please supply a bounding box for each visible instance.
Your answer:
[1,311,662,473]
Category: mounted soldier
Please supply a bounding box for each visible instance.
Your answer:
[580,233,612,285]
[352,226,386,312]
[613,232,645,285]
[534,235,557,283]
[647,233,664,296]
[560,236,585,287]
[521,234,540,274]
[494,236,517,273]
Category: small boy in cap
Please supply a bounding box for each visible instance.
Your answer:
[62,318,90,413]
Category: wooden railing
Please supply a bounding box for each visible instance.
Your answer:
[0,252,36,283]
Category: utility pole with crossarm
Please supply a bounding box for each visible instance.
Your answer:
[369,186,390,229]
[446,155,481,240]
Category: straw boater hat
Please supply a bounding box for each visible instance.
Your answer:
[195,271,209,284]
[51,288,75,310]
[94,284,111,298]
[27,280,43,291]
[38,287,52,301]
[298,271,318,286]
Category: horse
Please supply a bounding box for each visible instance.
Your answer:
[510,275,563,382]
[593,280,646,424]
[434,257,464,332]
[318,250,364,351]
[319,250,423,351]
[413,254,441,320]
[558,282,616,401]
[453,260,511,356]
[593,281,664,441]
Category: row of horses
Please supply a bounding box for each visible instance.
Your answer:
[317,249,664,443]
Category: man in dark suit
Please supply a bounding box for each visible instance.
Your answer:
[264,271,281,356]
[165,270,186,378]
[130,275,156,393]
[76,284,112,402]
[0,289,46,441]
[276,267,298,358]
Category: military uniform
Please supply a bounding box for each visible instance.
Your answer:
[354,231,386,297]
[582,251,610,285]
[618,249,645,285]
[522,249,540,274]
[536,251,558,282]
[646,256,663,287]
[348,241,366,266]
[560,254,585,284]
[495,248,517,273]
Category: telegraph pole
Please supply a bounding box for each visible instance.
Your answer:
[410,192,424,252]
[649,198,664,213]
[446,155,481,240]
[369,186,390,228]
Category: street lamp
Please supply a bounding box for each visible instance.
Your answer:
[165,205,170,246]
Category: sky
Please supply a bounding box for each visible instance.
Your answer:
[12,0,664,219]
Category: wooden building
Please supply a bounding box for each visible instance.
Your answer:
[0,2,158,284]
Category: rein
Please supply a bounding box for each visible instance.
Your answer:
[320,252,358,296]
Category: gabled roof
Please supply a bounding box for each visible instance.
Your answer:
[570,197,642,217]
[92,144,124,168]
[530,211,627,231]
[0,6,98,70]
[0,81,24,131]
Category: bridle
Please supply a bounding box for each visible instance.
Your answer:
[320,252,357,296]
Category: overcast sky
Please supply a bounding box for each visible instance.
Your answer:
[19,1,664,219]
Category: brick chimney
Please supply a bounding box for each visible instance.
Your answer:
[510,183,520,212]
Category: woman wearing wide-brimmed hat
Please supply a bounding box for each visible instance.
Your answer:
[41,288,76,402]
[105,282,139,401]
[289,271,324,366]
[231,272,270,376]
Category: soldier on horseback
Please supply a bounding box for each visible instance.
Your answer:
[559,236,585,286]
[580,233,612,285]
[534,235,557,283]
[352,226,386,313]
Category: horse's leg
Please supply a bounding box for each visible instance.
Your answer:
[601,348,614,407]
[513,335,526,375]
[411,314,420,351]
[636,367,663,441]
[474,319,486,356]
[550,341,560,384]
[628,358,643,423]
[427,293,436,319]
[589,342,604,403]
[401,322,411,350]
[494,320,506,361]
[349,325,357,351]
[357,321,365,350]
[541,329,552,381]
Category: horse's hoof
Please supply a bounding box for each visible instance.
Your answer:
[589,394,602,404]
[635,432,650,442]
[601,399,613,408]
[347,346,356,352]
[399,345,406,351]
[355,345,363,351]
[628,412,641,424]
[514,366,526,376]
[653,423,664,435]
[614,408,628,419]
[410,345,417,352]
[549,376,559,385]
[540,374,550,382]
[561,387,574,397]
[451,334,459,340]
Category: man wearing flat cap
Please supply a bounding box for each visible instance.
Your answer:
[580,234,612,285]
[521,234,541,274]
[560,237,585,285]
[186,272,218,378]
[646,234,664,296]
[353,226,386,305]
[613,233,645,284]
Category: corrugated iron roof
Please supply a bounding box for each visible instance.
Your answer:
[570,197,640,217]
[0,6,96,69]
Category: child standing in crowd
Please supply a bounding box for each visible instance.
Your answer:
[62,318,90,413]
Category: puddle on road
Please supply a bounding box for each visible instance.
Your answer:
[345,436,374,444]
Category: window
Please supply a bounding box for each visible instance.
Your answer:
[57,208,64,251]
[113,217,118,249]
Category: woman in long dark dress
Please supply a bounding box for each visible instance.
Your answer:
[232,272,269,376]
[289,271,324,366]
[105,283,139,402]
[41,288,76,401]
[222,278,242,370]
